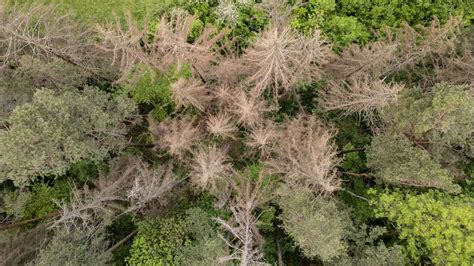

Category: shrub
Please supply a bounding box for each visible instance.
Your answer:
[23,182,70,219]
[126,207,226,265]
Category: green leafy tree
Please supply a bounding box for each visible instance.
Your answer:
[32,225,110,266]
[370,189,474,265]
[18,181,70,219]
[126,216,188,265]
[0,88,138,187]
[367,133,461,193]
[334,224,405,266]
[367,83,473,193]
[278,184,351,262]
[179,207,229,266]
[122,63,194,120]
[381,83,474,168]
[126,207,227,265]
[291,0,474,47]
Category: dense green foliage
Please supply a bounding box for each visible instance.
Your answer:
[278,185,351,262]
[21,182,69,219]
[367,133,461,192]
[367,83,473,192]
[126,207,226,265]
[337,225,405,265]
[0,88,137,186]
[370,189,474,264]
[291,0,474,47]
[124,64,192,121]
[32,227,110,265]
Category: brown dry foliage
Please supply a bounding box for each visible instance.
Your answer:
[328,41,398,80]
[170,77,212,111]
[149,116,202,158]
[214,84,237,107]
[0,225,48,265]
[213,56,251,85]
[216,168,275,265]
[53,157,176,230]
[245,120,279,157]
[320,77,404,127]
[231,90,275,127]
[266,114,341,194]
[321,16,462,122]
[329,16,462,80]
[244,25,332,98]
[434,50,474,85]
[206,112,238,139]
[432,33,474,86]
[98,10,228,83]
[189,144,232,195]
[0,3,112,81]
[393,17,461,73]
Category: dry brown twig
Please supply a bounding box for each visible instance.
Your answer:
[328,41,398,80]
[266,114,341,194]
[245,120,279,157]
[206,112,238,139]
[0,224,48,265]
[321,16,462,126]
[52,157,176,231]
[244,25,332,98]
[149,116,202,158]
[320,77,404,127]
[170,77,212,111]
[213,56,250,85]
[216,168,275,266]
[98,9,228,83]
[214,84,237,107]
[189,144,232,196]
[0,3,111,81]
[328,16,462,81]
[391,16,461,74]
[231,90,275,127]
[96,12,158,82]
[433,35,474,85]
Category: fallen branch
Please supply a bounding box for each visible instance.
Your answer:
[342,189,370,202]
[104,230,137,255]
[0,211,60,231]
[341,171,374,178]
[337,147,365,156]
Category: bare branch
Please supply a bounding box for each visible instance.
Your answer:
[171,77,212,111]
[149,116,202,158]
[189,144,232,196]
[206,112,238,139]
[244,25,332,98]
[52,157,176,231]
[216,169,275,265]
[266,114,341,194]
[320,77,404,127]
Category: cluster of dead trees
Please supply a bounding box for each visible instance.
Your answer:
[1,1,473,265]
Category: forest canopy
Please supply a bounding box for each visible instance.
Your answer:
[0,0,473,265]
